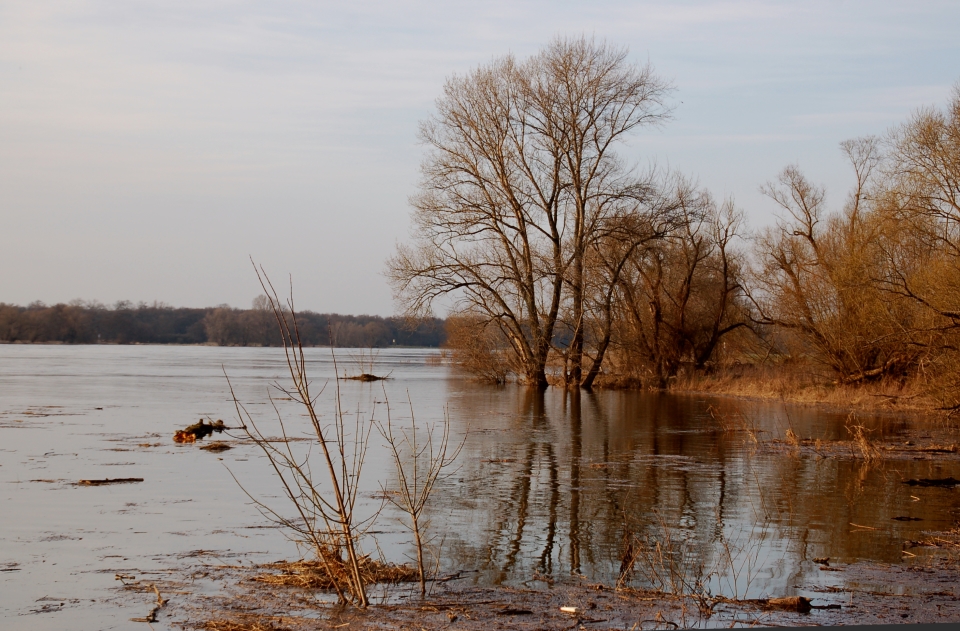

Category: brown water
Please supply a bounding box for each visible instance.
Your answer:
[2,345,958,628]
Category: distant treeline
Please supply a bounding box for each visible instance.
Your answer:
[0,300,445,347]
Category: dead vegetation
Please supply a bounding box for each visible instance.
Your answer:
[846,416,883,462]
[674,364,938,412]
[174,419,227,443]
[200,441,233,452]
[616,510,775,627]
[220,265,463,609]
[226,267,377,607]
[77,477,143,485]
[339,348,390,382]
[252,558,418,590]
[202,618,289,631]
[706,401,960,463]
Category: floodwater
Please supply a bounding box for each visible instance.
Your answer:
[2,345,959,628]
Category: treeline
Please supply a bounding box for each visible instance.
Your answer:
[389,40,960,404]
[0,299,445,347]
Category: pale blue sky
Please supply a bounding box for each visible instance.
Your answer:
[2,1,957,315]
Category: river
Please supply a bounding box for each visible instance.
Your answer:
[2,345,958,628]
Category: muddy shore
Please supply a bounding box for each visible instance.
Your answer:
[134,544,960,629]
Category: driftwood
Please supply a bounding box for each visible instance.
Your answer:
[78,478,144,486]
[174,419,226,443]
[199,441,233,452]
[341,373,388,382]
[129,583,167,623]
[904,477,960,487]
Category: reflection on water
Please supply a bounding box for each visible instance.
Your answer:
[1,345,959,626]
[434,382,960,598]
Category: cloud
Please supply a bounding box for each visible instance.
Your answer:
[1,0,959,312]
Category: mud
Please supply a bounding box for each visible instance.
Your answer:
[153,540,960,629]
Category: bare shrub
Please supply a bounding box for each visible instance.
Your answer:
[225,268,376,607]
[443,314,513,384]
[845,415,883,462]
[377,395,465,597]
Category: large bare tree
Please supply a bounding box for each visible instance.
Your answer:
[387,37,673,387]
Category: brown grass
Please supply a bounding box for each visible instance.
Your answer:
[845,417,883,462]
[253,558,418,591]
[784,428,800,448]
[202,619,288,631]
[670,364,937,412]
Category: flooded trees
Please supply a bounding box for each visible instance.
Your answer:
[614,181,747,388]
[748,150,911,383]
[746,87,960,397]
[393,41,958,394]
[388,37,673,388]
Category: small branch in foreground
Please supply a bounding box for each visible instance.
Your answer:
[376,391,465,597]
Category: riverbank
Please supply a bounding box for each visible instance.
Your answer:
[154,536,960,629]
[667,365,947,415]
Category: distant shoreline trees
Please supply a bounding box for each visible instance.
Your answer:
[0,299,445,348]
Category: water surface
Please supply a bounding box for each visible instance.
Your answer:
[2,345,958,628]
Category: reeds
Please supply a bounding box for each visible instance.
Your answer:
[617,512,770,625]
[706,405,760,443]
[845,415,882,462]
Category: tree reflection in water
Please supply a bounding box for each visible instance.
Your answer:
[423,384,960,599]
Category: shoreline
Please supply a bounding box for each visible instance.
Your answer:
[164,540,960,629]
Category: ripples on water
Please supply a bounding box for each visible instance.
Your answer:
[1,345,959,627]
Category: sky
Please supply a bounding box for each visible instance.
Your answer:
[2,1,958,316]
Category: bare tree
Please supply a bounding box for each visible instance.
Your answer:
[388,37,673,388]
[748,140,927,384]
[874,85,960,322]
[613,179,747,387]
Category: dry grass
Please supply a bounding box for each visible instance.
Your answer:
[202,619,289,631]
[253,558,418,591]
[670,364,937,412]
[784,428,800,449]
[845,416,883,462]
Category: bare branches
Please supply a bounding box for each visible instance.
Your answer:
[376,393,465,597]
[225,265,375,607]
[388,37,674,388]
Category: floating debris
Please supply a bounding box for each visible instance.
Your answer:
[174,419,226,443]
[904,477,960,487]
[199,441,232,452]
[77,478,144,486]
[341,373,388,382]
[760,596,812,612]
